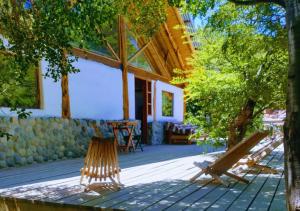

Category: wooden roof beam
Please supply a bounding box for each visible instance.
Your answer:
[163,23,186,70]
[138,37,172,79]
[154,30,183,73]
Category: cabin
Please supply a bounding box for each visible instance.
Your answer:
[0,7,194,168]
[0,6,287,211]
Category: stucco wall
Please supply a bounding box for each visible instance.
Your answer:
[0,59,138,120]
[69,58,124,120]
[128,73,136,120]
[0,58,183,122]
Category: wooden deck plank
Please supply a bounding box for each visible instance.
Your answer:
[188,153,280,210]
[79,159,201,207]
[205,149,281,211]
[268,171,286,211]
[248,172,284,211]
[33,153,202,206]
[166,157,271,210]
[0,144,211,181]
[0,144,285,211]
[145,183,216,211]
[226,149,283,211]
[0,145,205,192]
[164,146,280,211]
[247,147,285,211]
[1,152,198,201]
[0,158,82,179]
[56,164,194,205]
[111,179,198,210]
[104,156,220,210]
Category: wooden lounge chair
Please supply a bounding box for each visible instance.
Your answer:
[190,131,269,186]
[233,134,283,174]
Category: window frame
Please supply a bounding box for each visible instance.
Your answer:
[161,90,174,117]
[0,59,43,109]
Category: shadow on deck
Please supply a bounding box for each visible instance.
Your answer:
[0,144,285,211]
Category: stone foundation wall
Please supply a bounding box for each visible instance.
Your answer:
[0,117,140,169]
[148,121,166,145]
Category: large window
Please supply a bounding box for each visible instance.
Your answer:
[0,54,40,108]
[126,27,154,72]
[72,20,119,60]
[162,91,174,117]
[73,17,157,74]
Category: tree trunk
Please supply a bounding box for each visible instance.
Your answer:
[61,74,71,119]
[228,99,256,149]
[284,1,300,210]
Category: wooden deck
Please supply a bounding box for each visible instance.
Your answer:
[0,144,286,211]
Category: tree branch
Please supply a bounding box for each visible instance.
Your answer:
[0,49,15,56]
[229,0,286,9]
[252,102,273,118]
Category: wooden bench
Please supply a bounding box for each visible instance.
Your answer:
[165,122,198,144]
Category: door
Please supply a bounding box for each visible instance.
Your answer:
[135,78,148,144]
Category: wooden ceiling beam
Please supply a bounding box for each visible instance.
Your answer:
[72,48,121,68]
[153,30,182,73]
[128,65,170,84]
[163,23,186,70]
[137,37,172,79]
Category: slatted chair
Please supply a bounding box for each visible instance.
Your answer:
[233,134,283,174]
[80,123,121,191]
[190,131,269,186]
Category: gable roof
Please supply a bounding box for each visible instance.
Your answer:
[72,7,194,84]
[138,7,194,80]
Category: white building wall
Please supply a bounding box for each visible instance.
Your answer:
[69,58,124,120]
[0,57,184,122]
[128,73,136,120]
[154,81,184,122]
[0,58,127,120]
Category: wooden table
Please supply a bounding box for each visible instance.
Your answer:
[80,136,121,190]
[108,121,137,153]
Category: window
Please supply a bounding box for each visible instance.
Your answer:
[126,26,155,72]
[0,54,40,108]
[72,19,119,60]
[162,91,174,117]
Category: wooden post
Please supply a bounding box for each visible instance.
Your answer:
[119,16,129,120]
[61,51,71,119]
[61,74,71,119]
[153,81,157,121]
[183,92,187,121]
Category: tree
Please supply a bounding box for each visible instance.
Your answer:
[176,21,287,148]
[0,0,168,116]
[171,0,300,209]
[0,0,168,136]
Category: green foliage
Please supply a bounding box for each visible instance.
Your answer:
[162,91,174,116]
[0,0,168,81]
[0,54,38,108]
[0,0,168,138]
[174,6,288,142]
[0,0,168,106]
